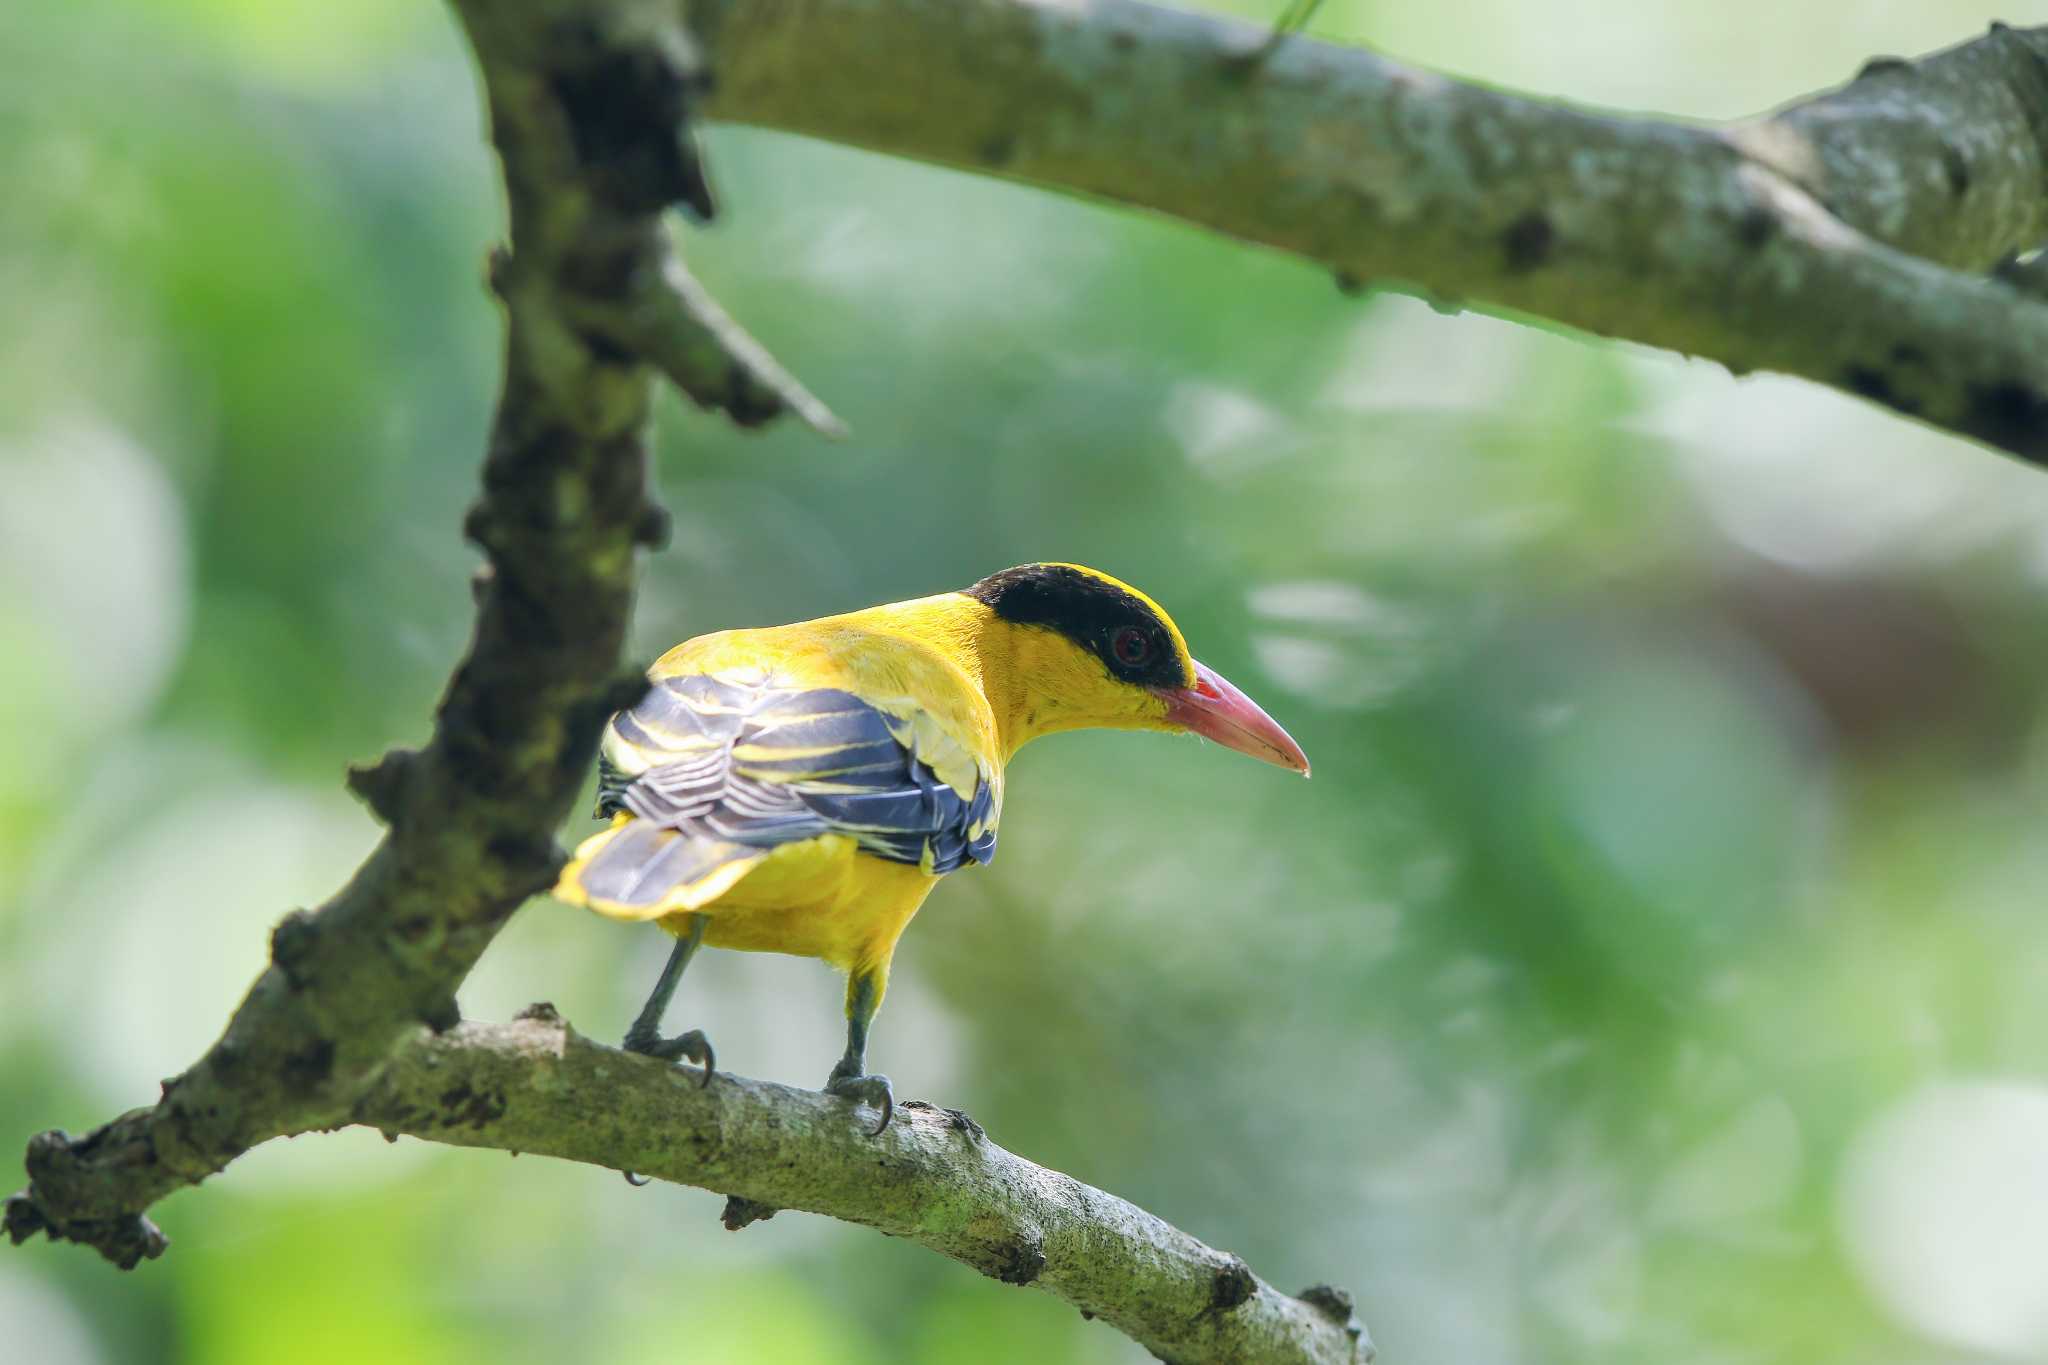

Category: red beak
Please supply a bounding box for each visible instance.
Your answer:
[1156,660,1311,775]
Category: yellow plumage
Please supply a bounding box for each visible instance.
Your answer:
[559,820,934,984]
[552,564,1306,1129]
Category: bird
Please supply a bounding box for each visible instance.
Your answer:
[552,563,1309,1136]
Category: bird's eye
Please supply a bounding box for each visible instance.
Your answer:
[1111,626,1152,668]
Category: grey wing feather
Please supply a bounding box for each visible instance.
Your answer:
[598,673,998,875]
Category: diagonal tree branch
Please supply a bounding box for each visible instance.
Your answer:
[3,0,820,1274]
[5,1,1366,1360]
[684,0,2048,459]
[352,1008,1371,1365]
[22,0,2043,1358]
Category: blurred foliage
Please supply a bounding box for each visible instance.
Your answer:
[7,1,2048,1362]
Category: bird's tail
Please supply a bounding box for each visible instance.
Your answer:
[554,815,765,920]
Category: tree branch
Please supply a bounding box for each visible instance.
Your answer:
[25,0,2030,1355]
[5,1,1365,1360]
[684,0,2048,459]
[351,1008,1370,1365]
[4,0,825,1274]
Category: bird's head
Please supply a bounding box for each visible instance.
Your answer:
[962,563,1309,774]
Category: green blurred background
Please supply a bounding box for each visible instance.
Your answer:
[8,0,2048,1361]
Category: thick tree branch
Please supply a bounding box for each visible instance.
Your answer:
[351,1009,1370,1365]
[685,0,2048,459]
[34,0,2028,1353]
[4,0,826,1272]
[15,0,2031,1353]
[5,2,1364,1360]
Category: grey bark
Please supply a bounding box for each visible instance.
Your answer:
[686,0,2048,459]
[14,2,2046,1361]
[354,1010,1370,1365]
[4,1,1365,1360]
[2,0,761,1279]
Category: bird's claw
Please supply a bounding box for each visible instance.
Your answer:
[623,1026,716,1087]
[619,1026,715,1186]
[825,1071,894,1135]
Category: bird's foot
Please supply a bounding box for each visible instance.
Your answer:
[619,1027,716,1187]
[825,1067,894,1136]
[623,1026,716,1085]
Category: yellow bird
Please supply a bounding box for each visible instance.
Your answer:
[554,563,1308,1133]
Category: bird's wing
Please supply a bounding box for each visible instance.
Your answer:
[588,672,999,895]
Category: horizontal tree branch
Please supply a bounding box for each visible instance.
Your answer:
[7,2,1368,1359]
[352,1008,1370,1365]
[685,0,2048,459]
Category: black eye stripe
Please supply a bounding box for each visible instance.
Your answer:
[964,564,1186,688]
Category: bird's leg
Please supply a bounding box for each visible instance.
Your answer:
[619,916,715,1188]
[824,968,893,1135]
[622,914,715,1083]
